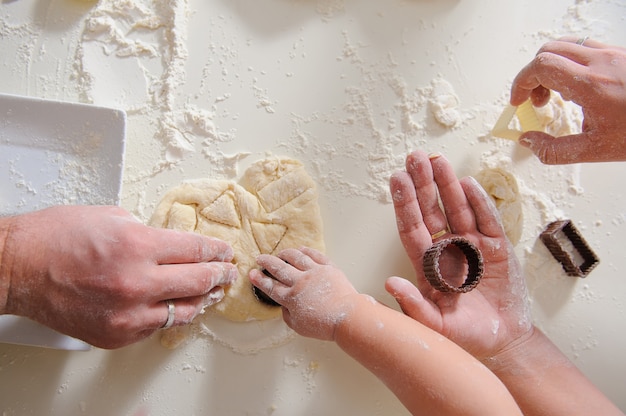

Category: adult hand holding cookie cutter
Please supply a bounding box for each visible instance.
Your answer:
[423,236,484,293]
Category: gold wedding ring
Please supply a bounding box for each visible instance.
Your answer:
[431,229,448,240]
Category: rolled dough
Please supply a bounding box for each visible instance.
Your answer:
[150,157,325,323]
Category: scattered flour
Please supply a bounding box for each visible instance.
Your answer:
[280,31,477,203]
[315,0,346,19]
[69,0,589,216]
[198,320,296,355]
[1,2,620,409]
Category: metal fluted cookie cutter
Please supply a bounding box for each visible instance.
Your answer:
[423,236,484,293]
[539,219,599,278]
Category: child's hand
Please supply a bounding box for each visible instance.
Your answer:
[250,247,358,341]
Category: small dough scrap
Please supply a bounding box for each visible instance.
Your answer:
[150,157,325,323]
[429,78,461,128]
[474,167,523,245]
[167,202,197,232]
[534,93,583,138]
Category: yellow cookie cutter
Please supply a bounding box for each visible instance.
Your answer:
[491,99,543,141]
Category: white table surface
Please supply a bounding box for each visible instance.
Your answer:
[1,0,625,415]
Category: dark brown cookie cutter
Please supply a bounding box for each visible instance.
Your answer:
[539,219,599,277]
[252,269,281,306]
[423,236,484,293]
[253,260,293,306]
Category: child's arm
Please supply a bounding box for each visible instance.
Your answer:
[250,247,522,416]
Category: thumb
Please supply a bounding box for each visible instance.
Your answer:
[385,276,441,330]
[519,131,595,165]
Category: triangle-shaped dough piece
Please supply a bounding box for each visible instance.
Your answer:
[492,99,543,141]
[200,191,241,228]
[251,221,288,254]
[166,202,197,232]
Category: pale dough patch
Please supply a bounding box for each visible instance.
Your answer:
[150,157,325,324]
[534,93,583,137]
[429,77,461,128]
[474,167,523,246]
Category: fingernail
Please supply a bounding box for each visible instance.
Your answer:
[518,136,531,147]
[428,152,443,159]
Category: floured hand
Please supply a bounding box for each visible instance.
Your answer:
[250,247,358,341]
[386,150,531,360]
[510,37,626,164]
[0,206,237,349]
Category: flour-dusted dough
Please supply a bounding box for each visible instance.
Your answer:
[150,157,325,323]
[474,167,523,246]
[429,77,461,128]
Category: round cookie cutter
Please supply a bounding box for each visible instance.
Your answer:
[423,236,484,293]
[253,269,281,307]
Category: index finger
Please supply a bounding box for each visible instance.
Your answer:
[150,261,238,301]
[510,51,589,106]
[151,228,234,264]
